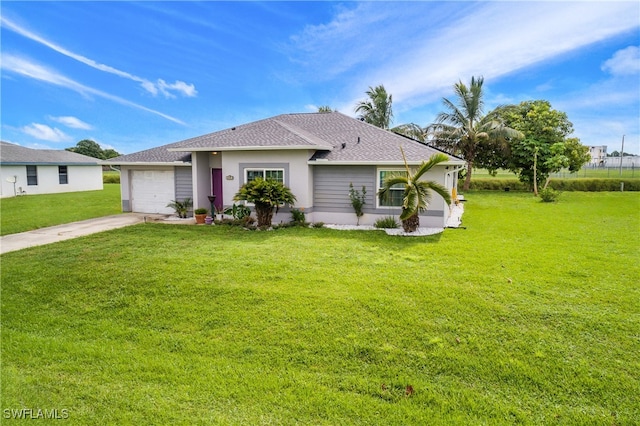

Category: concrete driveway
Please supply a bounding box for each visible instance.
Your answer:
[1,214,151,254]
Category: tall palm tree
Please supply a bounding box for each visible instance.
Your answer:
[355,85,393,129]
[428,77,521,191]
[378,150,452,233]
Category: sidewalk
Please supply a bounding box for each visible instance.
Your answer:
[1,214,151,254]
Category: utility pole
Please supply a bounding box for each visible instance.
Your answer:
[619,135,625,176]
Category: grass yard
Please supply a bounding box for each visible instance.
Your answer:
[1,192,639,424]
[0,184,121,236]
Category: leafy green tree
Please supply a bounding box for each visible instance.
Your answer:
[317,106,334,113]
[66,139,121,159]
[355,85,393,129]
[494,100,588,192]
[427,77,522,191]
[378,150,451,233]
[102,148,121,159]
[234,178,297,228]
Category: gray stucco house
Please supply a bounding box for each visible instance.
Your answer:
[107,112,465,227]
[1,141,103,198]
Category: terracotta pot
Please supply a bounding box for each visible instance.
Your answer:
[195,214,207,224]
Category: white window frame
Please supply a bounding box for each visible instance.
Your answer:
[376,168,407,208]
[58,165,68,185]
[244,168,285,184]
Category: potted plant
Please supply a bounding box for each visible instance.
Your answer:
[194,208,208,224]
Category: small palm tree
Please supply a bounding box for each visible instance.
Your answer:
[355,85,393,129]
[166,198,192,218]
[378,150,452,233]
[234,178,296,228]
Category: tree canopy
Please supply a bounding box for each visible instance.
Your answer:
[66,139,121,160]
[493,100,589,191]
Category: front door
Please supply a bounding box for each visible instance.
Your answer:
[211,168,223,212]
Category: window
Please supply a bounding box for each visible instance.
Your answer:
[58,166,68,184]
[26,165,38,186]
[245,168,284,183]
[378,169,407,207]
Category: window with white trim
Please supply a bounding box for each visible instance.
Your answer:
[377,169,407,207]
[245,168,284,183]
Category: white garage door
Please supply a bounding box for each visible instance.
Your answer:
[131,170,175,214]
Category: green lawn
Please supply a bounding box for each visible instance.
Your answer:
[2,192,639,424]
[0,184,121,236]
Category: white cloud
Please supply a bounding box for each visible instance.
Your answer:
[602,46,640,76]
[0,15,197,98]
[1,54,186,125]
[157,79,198,98]
[48,116,93,130]
[290,2,639,109]
[21,123,70,142]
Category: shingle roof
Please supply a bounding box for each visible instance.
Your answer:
[0,141,102,165]
[107,112,465,165]
[108,142,191,164]
[169,115,335,151]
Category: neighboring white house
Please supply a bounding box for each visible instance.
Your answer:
[0,141,103,198]
[106,112,466,228]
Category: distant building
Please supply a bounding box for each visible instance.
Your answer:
[1,141,103,198]
[587,145,607,165]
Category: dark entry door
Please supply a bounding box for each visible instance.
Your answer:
[211,168,223,211]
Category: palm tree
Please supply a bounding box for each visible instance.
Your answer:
[234,178,296,228]
[355,85,393,129]
[378,150,452,233]
[428,77,521,191]
[391,123,427,142]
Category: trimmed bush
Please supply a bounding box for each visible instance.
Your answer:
[103,174,120,184]
[462,178,639,192]
[460,179,528,191]
[547,179,639,192]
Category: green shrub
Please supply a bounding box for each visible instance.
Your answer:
[374,216,399,229]
[463,178,639,192]
[224,204,251,220]
[461,179,528,191]
[547,179,639,192]
[290,209,307,225]
[166,198,192,218]
[103,173,120,184]
[539,188,560,202]
[349,183,367,225]
[194,208,208,215]
[312,222,324,228]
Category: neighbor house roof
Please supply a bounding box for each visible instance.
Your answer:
[107,112,465,166]
[0,141,102,165]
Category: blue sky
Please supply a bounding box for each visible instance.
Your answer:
[2,1,639,155]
